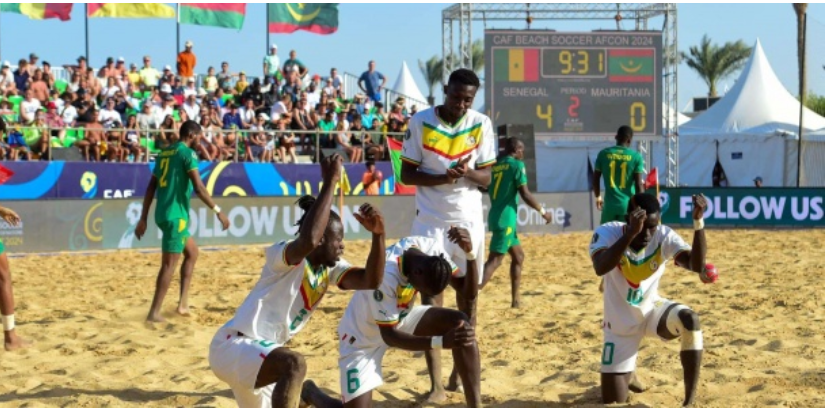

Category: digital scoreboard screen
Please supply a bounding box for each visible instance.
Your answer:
[485,30,663,138]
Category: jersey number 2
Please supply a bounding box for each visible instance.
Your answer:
[492,171,504,199]
[608,160,628,189]
[158,158,170,187]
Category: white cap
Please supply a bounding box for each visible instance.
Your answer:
[185,40,193,47]
[1,61,9,68]
[160,83,172,93]
[258,112,270,121]
[271,44,278,49]
[118,56,125,62]
[164,65,171,71]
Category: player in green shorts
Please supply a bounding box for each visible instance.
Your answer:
[593,125,646,224]
[0,204,30,351]
[136,120,230,323]
[480,138,551,308]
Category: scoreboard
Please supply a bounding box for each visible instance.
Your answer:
[485,30,663,138]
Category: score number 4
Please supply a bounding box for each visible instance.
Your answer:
[534,101,647,132]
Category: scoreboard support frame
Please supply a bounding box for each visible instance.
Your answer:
[442,3,679,187]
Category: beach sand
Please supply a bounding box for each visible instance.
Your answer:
[0,229,823,408]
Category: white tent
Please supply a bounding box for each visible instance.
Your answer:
[672,40,826,187]
[390,61,429,110]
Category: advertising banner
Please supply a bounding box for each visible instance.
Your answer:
[0,161,396,200]
[658,188,824,226]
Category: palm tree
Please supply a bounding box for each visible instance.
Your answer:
[418,56,443,106]
[680,35,752,97]
[471,39,485,74]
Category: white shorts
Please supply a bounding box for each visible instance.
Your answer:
[411,216,485,285]
[600,298,690,373]
[208,327,283,408]
[337,305,431,403]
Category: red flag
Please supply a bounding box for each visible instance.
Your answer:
[645,167,658,189]
[0,164,14,185]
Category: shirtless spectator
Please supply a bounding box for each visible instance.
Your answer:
[78,106,104,161]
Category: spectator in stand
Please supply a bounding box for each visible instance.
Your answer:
[99,98,124,154]
[388,101,406,130]
[291,94,315,153]
[44,102,67,145]
[329,67,343,92]
[222,100,243,146]
[204,66,218,93]
[242,78,265,113]
[26,53,39,76]
[126,63,141,88]
[73,89,96,126]
[247,112,272,163]
[363,118,384,160]
[197,114,221,161]
[152,95,175,127]
[157,114,177,149]
[239,99,257,129]
[182,93,200,123]
[322,77,336,98]
[102,76,122,100]
[335,111,361,163]
[66,71,82,93]
[41,62,56,88]
[59,92,78,127]
[140,56,161,90]
[283,50,309,83]
[99,57,118,79]
[218,61,234,92]
[160,65,175,88]
[28,111,50,159]
[410,104,418,116]
[276,113,297,164]
[263,80,281,116]
[349,115,364,151]
[270,93,291,124]
[235,72,248,95]
[264,44,281,79]
[359,60,386,104]
[362,160,383,195]
[77,105,104,161]
[137,101,157,129]
[306,80,321,110]
[29,69,49,104]
[1,61,15,96]
[183,78,198,98]
[360,105,375,130]
[115,57,127,79]
[19,89,41,125]
[317,110,336,149]
[121,114,144,162]
[13,60,30,95]
[281,70,302,102]
[178,40,197,83]
[171,78,185,97]
[7,126,32,161]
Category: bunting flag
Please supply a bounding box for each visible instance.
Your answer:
[180,3,246,30]
[387,137,416,195]
[88,3,175,18]
[493,48,539,82]
[0,3,72,21]
[268,3,338,35]
[644,167,658,189]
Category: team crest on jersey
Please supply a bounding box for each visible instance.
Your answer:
[466,136,476,147]
[300,265,329,310]
[373,289,383,302]
[650,260,659,271]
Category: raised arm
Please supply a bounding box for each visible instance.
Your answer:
[337,204,386,290]
[284,154,343,265]
[672,194,708,277]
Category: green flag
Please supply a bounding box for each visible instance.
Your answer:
[268,3,338,35]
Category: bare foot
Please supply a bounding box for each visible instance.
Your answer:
[423,389,446,404]
[4,335,32,351]
[146,313,166,323]
[445,372,463,393]
[176,306,191,317]
[511,299,523,309]
[629,373,648,393]
[682,397,696,407]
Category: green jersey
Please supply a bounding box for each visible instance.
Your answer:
[595,145,645,214]
[488,155,528,229]
[153,141,199,223]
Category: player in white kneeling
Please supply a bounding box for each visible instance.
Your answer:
[589,193,717,406]
[208,154,388,408]
[301,228,482,408]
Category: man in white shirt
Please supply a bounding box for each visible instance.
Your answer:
[0,62,15,96]
[209,155,388,408]
[300,230,483,408]
[182,94,201,122]
[20,89,41,124]
[330,67,343,92]
[400,68,495,402]
[270,94,291,124]
[589,193,715,406]
[152,96,175,126]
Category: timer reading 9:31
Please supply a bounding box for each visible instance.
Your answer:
[542,49,606,77]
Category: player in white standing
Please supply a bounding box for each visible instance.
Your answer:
[300,228,482,407]
[589,193,717,406]
[400,68,495,402]
[208,154,388,408]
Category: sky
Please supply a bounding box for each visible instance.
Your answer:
[0,2,825,113]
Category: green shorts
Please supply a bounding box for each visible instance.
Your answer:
[157,218,190,254]
[489,226,520,254]
[0,239,5,254]
[601,208,628,224]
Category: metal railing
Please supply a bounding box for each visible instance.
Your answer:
[1,125,403,164]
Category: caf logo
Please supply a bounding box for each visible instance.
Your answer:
[466,136,476,146]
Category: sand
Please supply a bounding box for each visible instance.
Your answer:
[0,229,824,408]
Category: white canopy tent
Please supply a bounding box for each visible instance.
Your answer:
[390,61,429,111]
[674,40,825,187]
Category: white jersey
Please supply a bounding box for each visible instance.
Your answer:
[222,240,355,345]
[337,237,461,350]
[589,222,691,335]
[402,108,496,223]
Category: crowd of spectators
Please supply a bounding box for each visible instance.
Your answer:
[0,42,417,163]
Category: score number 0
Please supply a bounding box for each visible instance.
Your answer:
[535,101,648,132]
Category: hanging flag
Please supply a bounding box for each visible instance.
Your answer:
[493,48,539,83]
[180,3,246,30]
[0,3,72,21]
[268,3,338,35]
[386,137,416,195]
[88,3,175,18]
[644,167,658,189]
[609,49,654,83]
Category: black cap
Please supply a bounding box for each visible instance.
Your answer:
[106,57,114,63]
